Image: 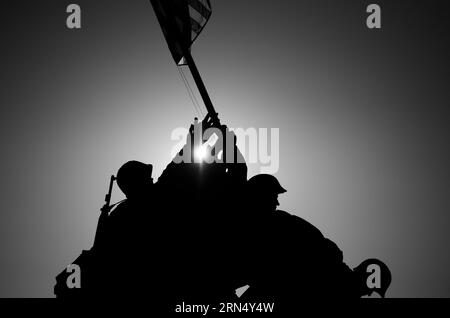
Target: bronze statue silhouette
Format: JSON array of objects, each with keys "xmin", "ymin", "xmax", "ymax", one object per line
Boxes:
[{"xmin": 55, "ymin": 117, "xmax": 391, "ymax": 303}]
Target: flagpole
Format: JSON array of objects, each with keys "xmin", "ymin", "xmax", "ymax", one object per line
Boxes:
[
  {"xmin": 182, "ymin": 49, "xmax": 221, "ymax": 127},
  {"xmin": 183, "ymin": 49, "xmax": 230, "ymax": 163}
]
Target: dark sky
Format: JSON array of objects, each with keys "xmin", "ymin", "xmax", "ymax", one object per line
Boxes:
[{"xmin": 1, "ymin": 0, "xmax": 449, "ymax": 297}]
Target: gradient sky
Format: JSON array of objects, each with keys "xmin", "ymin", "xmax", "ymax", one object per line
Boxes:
[{"xmin": 1, "ymin": 0, "xmax": 449, "ymax": 297}]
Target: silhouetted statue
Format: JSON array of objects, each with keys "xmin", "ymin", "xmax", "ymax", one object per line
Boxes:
[{"xmin": 55, "ymin": 117, "xmax": 391, "ymax": 304}]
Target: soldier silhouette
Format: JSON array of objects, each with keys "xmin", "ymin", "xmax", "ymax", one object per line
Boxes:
[
  {"xmin": 55, "ymin": 160, "xmax": 162, "ymax": 298},
  {"xmin": 155, "ymin": 117, "xmax": 248, "ymax": 302},
  {"xmin": 94, "ymin": 161, "xmax": 154, "ymax": 250},
  {"xmin": 237, "ymin": 174, "xmax": 373, "ymax": 300}
]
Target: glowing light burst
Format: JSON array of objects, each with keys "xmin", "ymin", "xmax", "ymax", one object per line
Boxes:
[
  {"xmin": 195, "ymin": 145, "xmax": 208, "ymax": 162},
  {"xmin": 194, "ymin": 133, "xmax": 219, "ymax": 163}
]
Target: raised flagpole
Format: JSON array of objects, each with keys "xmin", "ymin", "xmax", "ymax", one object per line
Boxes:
[
  {"xmin": 150, "ymin": 0, "xmax": 220, "ymax": 125},
  {"xmin": 182, "ymin": 47, "xmax": 230, "ymax": 163},
  {"xmin": 182, "ymin": 49, "xmax": 220, "ymax": 127}
]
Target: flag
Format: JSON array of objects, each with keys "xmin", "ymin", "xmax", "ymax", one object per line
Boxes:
[{"xmin": 150, "ymin": 0, "xmax": 212, "ymax": 65}]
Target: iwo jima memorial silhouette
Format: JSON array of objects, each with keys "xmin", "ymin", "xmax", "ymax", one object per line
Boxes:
[{"xmin": 55, "ymin": 0, "xmax": 391, "ymax": 303}]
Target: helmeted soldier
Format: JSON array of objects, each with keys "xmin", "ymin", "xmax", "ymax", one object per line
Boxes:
[
  {"xmin": 240, "ymin": 174, "xmax": 365, "ymax": 300},
  {"xmin": 94, "ymin": 161, "xmax": 154, "ymax": 250},
  {"xmin": 55, "ymin": 161, "xmax": 157, "ymax": 298},
  {"xmin": 94, "ymin": 161, "xmax": 158, "ymax": 295},
  {"xmin": 246, "ymin": 174, "xmax": 286, "ymax": 213}
]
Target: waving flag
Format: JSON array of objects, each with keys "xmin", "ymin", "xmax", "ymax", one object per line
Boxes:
[{"xmin": 150, "ymin": 0, "xmax": 212, "ymax": 65}]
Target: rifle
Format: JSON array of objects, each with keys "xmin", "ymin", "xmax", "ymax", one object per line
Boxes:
[
  {"xmin": 93, "ymin": 175, "xmax": 116, "ymax": 249},
  {"xmin": 104, "ymin": 175, "xmax": 116, "ymax": 209},
  {"xmin": 55, "ymin": 175, "xmax": 118, "ymax": 297}
]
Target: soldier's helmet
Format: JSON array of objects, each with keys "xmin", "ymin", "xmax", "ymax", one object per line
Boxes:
[
  {"xmin": 247, "ymin": 174, "xmax": 286, "ymax": 195},
  {"xmin": 117, "ymin": 161, "xmax": 153, "ymax": 198}
]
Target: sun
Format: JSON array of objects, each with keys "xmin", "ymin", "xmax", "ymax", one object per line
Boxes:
[{"xmin": 194, "ymin": 145, "xmax": 208, "ymax": 162}]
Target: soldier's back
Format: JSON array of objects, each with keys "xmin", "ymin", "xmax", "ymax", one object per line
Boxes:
[{"xmin": 243, "ymin": 209, "xmax": 358, "ymax": 299}]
